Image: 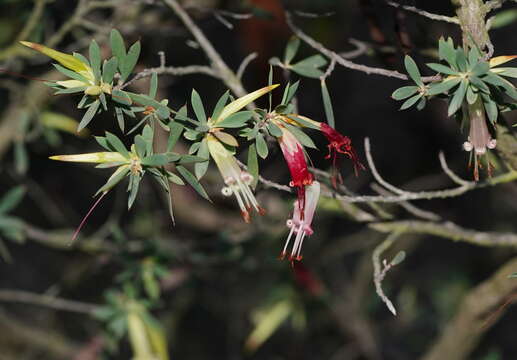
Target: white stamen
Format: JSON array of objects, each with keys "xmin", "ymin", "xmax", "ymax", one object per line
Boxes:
[
  {"xmin": 221, "ymin": 187, "xmax": 233, "ymax": 196},
  {"xmin": 240, "ymin": 172, "xmax": 253, "ymax": 184},
  {"xmin": 224, "ymin": 176, "xmax": 236, "ymax": 185},
  {"xmin": 475, "ymin": 146, "xmax": 486, "ymax": 155}
]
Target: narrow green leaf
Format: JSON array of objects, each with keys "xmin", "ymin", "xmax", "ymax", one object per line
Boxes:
[
  {"xmin": 283, "ymin": 123, "xmax": 317, "ymax": 149},
  {"xmin": 112, "ymin": 89, "xmax": 132, "ymax": 106},
  {"xmin": 392, "ymin": 85, "xmax": 419, "ymax": 100},
  {"xmin": 89, "ymin": 40, "xmax": 101, "ymax": 81},
  {"xmin": 247, "ymin": 144, "xmax": 259, "ymax": 189},
  {"xmin": 53, "ymin": 64, "xmax": 89, "ymax": 84},
  {"xmin": 110, "ymin": 29, "xmax": 126, "ymax": 60},
  {"xmin": 285, "ymin": 81, "xmax": 300, "ymax": 106},
  {"xmin": 149, "ymin": 72, "xmax": 158, "ymax": 98},
  {"xmin": 426, "ymin": 63, "xmax": 458, "ymax": 75},
  {"xmin": 211, "ymin": 91, "xmax": 229, "ymax": 122},
  {"xmin": 290, "ymin": 63, "xmax": 324, "ymax": 78},
  {"xmin": 400, "ymin": 94, "xmax": 422, "ymax": 110},
  {"xmin": 416, "ymin": 96, "xmax": 426, "ymax": 111},
  {"xmin": 54, "ymin": 86, "xmax": 87, "ymax": 95},
  {"xmin": 255, "ymin": 133, "xmax": 268, "ymax": 159},
  {"xmin": 404, "ymin": 55, "xmax": 423, "ymax": 86},
  {"xmin": 456, "ymin": 49, "xmax": 468, "ymax": 72},
  {"xmin": 127, "ymin": 174, "xmax": 140, "ymax": 210},
  {"xmin": 494, "ymin": 67, "xmax": 517, "ymax": 78},
  {"xmin": 167, "ymin": 171, "xmax": 185, "ymax": 185},
  {"xmin": 448, "ymin": 79, "xmax": 468, "ymax": 116},
  {"xmin": 320, "ymin": 79, "xmax": 335, "ymax": 128},
  {"xmin": 141, "ymin": 154, "xmax": 169, "ymax": 167},
  {"xmin": 115, "ymin": 106, "xmax": 125, "ymax": 132},
  {"xmin": 96, "ymin": 166, "xmax": 130, "ymax": 195},
  {"xmin": 469, "ymin": 76, "xmax": 490, "ymax": 93},
  {"xmin": 482, "ymin": 94, "xmax": 498, "ymax": 124},
  {"xmin": 216, "ymin": 111, "xmax": 253, "ymax": 128},
  {"xmin": 105, "ymin": 132, "xmax": 130, "ymax": 158},
  {"xmin": 134, "ymin": 135, "xmax": 147, "ymax": 158},
  {"xmin": 0, "ymin": 186, "xmax": 26, "ymax": 214},
  {"xmin": 438, "ymin": 37, "xmax": 457, "ymax": 69},
  {"xmin": 194, "ymin": 138, "xmax": 209, "ymax": 179},
  {"xmin": 471, "ymin": 62, "xmax": 489, "ymax": 77},
  {"xmin": 78, "ymin": 100, "xmax": 100, "ymax": 131},
  {"xmin": 176, "ymin": 165, "xmax": 211, "ymax": 201},
  {"xmin": 191, "ymin": 89, "xmax": 207, "ymax": 124},
  {"xmin": 427, "ymin": 78, "xmax": 461, "ymax": 96},
  {"xmin": 102, "ymin": 57, "xmax": 118, "ymax": 84},
  {"xmin": 266, "ymin": 122, "xmax": 282, "ymax": 137},
  {"xmin": 167, "ymin": 121, "xmax": 184, "ymax": 152},
  {"xmin": 284, "ymin": 36, "xmax": 300, "ymax": 65},
  {"xmin": 120, "ymin": 41, "xmax": 141, "ymax": 83},
  {"xmin": 491, "ymin": 9, "xmax": 517, "ymax": 28}
]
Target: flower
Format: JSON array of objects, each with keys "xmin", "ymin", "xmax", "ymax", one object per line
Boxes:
[
  {"xmin": 274, "ymin": 120, "xmax": 314, "ymax": 211},
  {"xmin": 276, "ymin": 114, "xmax": 364, "ymax": 188},
  {"xmin": 462, "ymin": 101, "xmax": 496, "ymax": 181},
  {"xmin": 319, "ymin": 122, "xmax": 365, "ymax": 187},
  {"xmin": 206, "ymin": 135, "xmax": 264, "ymax": 222},
  {"xmin": 281, "ymin": 181, "xmax": 320, "ymax": 262}
]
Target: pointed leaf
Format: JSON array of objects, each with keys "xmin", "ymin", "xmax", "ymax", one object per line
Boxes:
[
  {"xmin": 0, "ymin": 186, "xmax": 25, "ymax": 214},
  {"xmin": 191, "ymin": 89, "xmax": 207, "ymax": 124},
  {"xmin": 217, "ymin": 84, "xmax": 279, "ymax": 124},
  {"xmin": 176, "ymin": 166, "xmax": 211, "ymax": 201},
  {"xmin": 320, "ymin": 80, "xmax": 335, "ymax": 128},
  {"xmin": 404, "ymin": 55, "xmax": 423, "ymax": 86},
  {"xmin": 105, "ymin": 132, "xmax": 130, "ymax": 158},
  {"xmin": 284, "ymin": 36, "xmax": 300, "ymax": 65},
  {"xmin": 78, "ymin": 100, "xmax": 100, "ymax": 131},
  {"xmin": 392, "ymin": 85, "xmax": 419, "ymax": 100},
  {"xmin": 448, "ymin": 79, "xmax": 468, "ymax": 116}
]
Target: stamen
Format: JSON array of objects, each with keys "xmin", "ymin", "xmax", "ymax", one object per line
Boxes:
[
  {"xmin": 71, "ymin": 191, "xmax": 108, "ymax": 244},
  {"xmin": 221, "ymin": 187, "xmax": 233, "ymax": 196}
]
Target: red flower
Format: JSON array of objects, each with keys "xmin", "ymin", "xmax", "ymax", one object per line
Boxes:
[
  {"xmin": 320, "ymin": 123, "xmax": 365, "ymax": 188},
  {"xmin": 276, "ymin": 123, "xmax": 314, "ymax": 212}
]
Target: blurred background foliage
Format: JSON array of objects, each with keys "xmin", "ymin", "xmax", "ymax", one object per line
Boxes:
[{"xmin": 0, "ymin": 0, "xmax": 517, "ymax": 359}]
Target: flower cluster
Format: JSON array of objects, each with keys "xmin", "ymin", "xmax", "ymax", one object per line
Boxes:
[{"xmin": 21, "ymin": 32, "xmax": 363, "ymax": 262}]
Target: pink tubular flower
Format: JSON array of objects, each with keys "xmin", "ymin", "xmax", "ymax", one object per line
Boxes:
[
  {"xmin": 319, "ymin": 123, "xmax": 365, "ymax": 187},
  {"xmin": 281, "ymin": 181, "xmax": 320, "ymax": 262},
  {"xmin": 276, "ymin": 123, "xmax": 314, "ymax": 212}
]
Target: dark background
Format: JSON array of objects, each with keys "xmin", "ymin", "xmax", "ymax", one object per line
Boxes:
[{"xmin": 0, "ymin": 0, "xmax": 516, "ymax": 359}]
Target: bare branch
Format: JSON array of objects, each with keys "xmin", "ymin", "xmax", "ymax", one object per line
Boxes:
[
  {"xmin": 386, "ymin": 1, "xmax": 460, "ymax": 24},
  {"xmin": 370, "ymin": 220, "xmax": 517, "ymax": 248},
  {"xmin": 0, "ymin": 289, "xmax": 100, "ymax": 314},
  {"xmin": 372, "ymin": 232, "xmax": 402, "ymax": 315},
  {"xmin": 162, "ymin": 0, "xmax": 248, "ymax": 98}
]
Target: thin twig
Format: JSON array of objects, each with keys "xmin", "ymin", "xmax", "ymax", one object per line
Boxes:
[
  {"xmin": 370, "ymin": 220, "xmax": 517, "ymax": 248},
  {"xmin": 372, "ymin": 232, "xmax": 402, "ymax": 315},
  {"xmin": 237, "ymin": 52, "xmax": 258, "ymax": 79},
  {"xmin": 365, "ymin": 137, "xmax": 406, "ymax": 195},
  {"xmin": 162, "ymin": 0, "xmax": 248, "ymax": 98},
  {"xmin": 0, "ymin": 289, "xmax": 100, "ymax": 314},
  {"xmin": 439, "ymin": 151, "xmax": 472, "ymax": 186},
  {"xmin": 286, "ymin": 12, "xmax": 438, "ymax": 83},
  {"xmin": 386, "ymin": 1, "xmax": 460, "ymax": 24}
]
